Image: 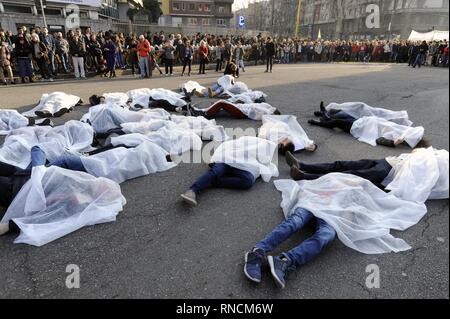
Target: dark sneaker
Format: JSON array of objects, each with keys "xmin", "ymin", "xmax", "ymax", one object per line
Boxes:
[
  {"xmin": 53, "ymin": 108, "xmax": 70, "ymax": 118},
  {"xmin": 268, "ymin": 255, "xmax": 292, "ymax": 289},
  {"xmin": 187, "ymin": 105, "xmax": 205, "ymax": 117},
  {"xmin": 35, "ymin": 110, "xmax": 53, "ymax": 118},
  {"xmin": 320, "ymin": 101, "xmax": 326, "ymax": 113},
  {"xmin": 290, "ymin": 166, "xmax": 306, "ymax": 181},
  {"xmin": 376, "ymin": 137, "xmax": 396, "ymax": 148},
  {"xmin": 314, "ymin": 111, "xmax": 324, "ymax": 117},
  {"xmin": 273, "ymin": 109, "xmax": 281, "ymax": 115},
  {"xmin": 181, "ymin": 190, "xmax": 198, "ymax": 206},
  {"xmin": 285, "ymin": 151, "xmax": 300, "ymax": 169},
  {"xmin": 244, "ymin": 248, "xmax": 266, "ymax": 283}
]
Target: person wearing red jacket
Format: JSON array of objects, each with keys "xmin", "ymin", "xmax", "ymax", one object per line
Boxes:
[
  {"xmin": 137, "ymin": 35, "xmax": 151, "ymax": 78},
  {"xmin": 198, "ymin": 41, "xmax": 209, "ymax": 75}
]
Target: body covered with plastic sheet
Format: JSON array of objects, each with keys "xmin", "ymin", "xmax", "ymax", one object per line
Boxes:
[
  {"xmin": 274, "ymin": 173, "xmax": 428, "ymax": 254},
  {"xmin": 0, "ymin": 121, "xmax": 94, "ymax": 169},
  {"xmin": 325, "ymin": 102, "xmax": 412, "ymax": 126},
  {"xmin": 383, "ymin": 148, "xmax": 449, "ymax": 203},
  {"xmin": 350, "ymin": 116, "xmax": 424, "ymax": 148},
  {"xmin": 1, "ymin": 166, "xmax": 126, "ymax": 246},
  {"xmin": 259, "ymin": 115, "xmax": 315, "ymax": 151}
]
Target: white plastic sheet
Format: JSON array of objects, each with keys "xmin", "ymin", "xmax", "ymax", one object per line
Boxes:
[
  {"xmin": 127, "ymin": 88, "xmax": 187, "ymax": 108},
  {"xmin": 0, "ymin": 109, "xmax": 29, "ymax": 135},
  {"xmin": 1, "ymin": 165, "xmax": 126, "ymax": 247},
  {"xmin": 197, "ymin": 100, "xmax": 276, "ymax": 121},
  {"xmin": 102, "ymin": 92, "xmax": 131, "ymax": 107},
  {"xmin": 383, "ymin": 148, "xmax": 449, "ymax": 203},
  {"xmin": 171, "ymin": 115, "xmax": 228, "ymax": 142},
  {"xmin": 0, "ymin": 121, "xmax": 94, "ymax": 169},
  {"xmin": 111, "ymin": 128, "xmax": 203, "ymax": 156},
  {"xmin": 274, "ymin": 174, "xmax": 428, "ymax": 254},
  {"xmin": 217, "ymin": 75, "xmax": 235, "ymax": 91},
  {"xmin": 227, "ymin": 91, "xmax": 267, "ymax": 104},
  {"xmin": 22, "ymin": 92, "xmax": 81, "ymax": 117},
  {"xmin": 350, "ymin": 116, "xmax": 424, "ymax": 148},
  {"xmin": 259, "ymin": 115, "xmax": 315, "ymax": 151},
  {"xmin": 80, "ymin": 104, "xmax": 170, "ymax": 133},
  {"xmin": 81, "ymin": 141, "xmax": 176, "ymax": 184},
  {"xmin": 180, "ymin": 81, "xmax": 206, "ymax": 94},
  {"xmin": 326, "ymin": 102, "xmax": 412, "ymax": 126},
  {"xmin": 210, "ymin": 136, "xmax": 279, "ymax": 182}
]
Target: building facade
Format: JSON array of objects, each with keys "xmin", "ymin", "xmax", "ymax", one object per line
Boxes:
[
  {"xmin": 160, "ymin": 0, "xmax": 234, "ymax": 28},
  {"xmin": 235, "ymin": 0, "xmax": 449, "ymax": 39},
  {"xmin": 0, "ymin": 0, "xmax": 119, "ymax": 33}
]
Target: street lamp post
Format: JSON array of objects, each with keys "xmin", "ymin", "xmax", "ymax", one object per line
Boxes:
[
  {"xmin": 40, "ymin": 0, "xmax": 48, "ymax": 29},
  {"xmin": 295, "ymin": 0, "xmax": 302, "ymax": 37}
]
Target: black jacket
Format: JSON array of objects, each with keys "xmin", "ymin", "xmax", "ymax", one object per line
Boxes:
[{"xmin": 266, "ymin": 42, "xmax": 276, "ymax": 57}]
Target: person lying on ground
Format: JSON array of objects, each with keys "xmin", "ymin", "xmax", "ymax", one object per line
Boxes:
[
  {"xmin": 258, "ymin": 115, "xmax": 317, "ymax": 155},
  {"xmin": 181, "ymin": 137, "xmax": 279, "ymax": 206},
  {"xmin": 1, "ymin": 109, "xmax": 52, "ymax": 135},
  {"xmin": 244, "ymin": 173, "xmax": 429, "ymax": 289},
  {"xmin": 314, "ymin": 101, "xmax": 412, "ymax": 126},
  {"xmin": 284, "ymin": 144, "xmax": 448, "ymax": 200},
  {"xmin": 186, "ymin": 100, "xmax": 280, "ymax": 121},
  {"xmin": 308, "ymin": 115, "xmax": 427, "ymax": 148},
  {"xmin": 22, "ymin": 92, "xmax": 83, "ymax": 118},
  {"xmin": 127, "ymin": 88, "xmax": 193, "ymax": 112}
]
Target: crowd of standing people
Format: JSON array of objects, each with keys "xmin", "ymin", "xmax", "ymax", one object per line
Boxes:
[{"xmin": 1, "ymin": 26, "xmax": 449, "ymax": 85}]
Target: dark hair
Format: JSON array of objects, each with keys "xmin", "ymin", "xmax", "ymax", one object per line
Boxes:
[{"xmin": 415, "ymin": 138, "xmax": 432, "ymax": 149}]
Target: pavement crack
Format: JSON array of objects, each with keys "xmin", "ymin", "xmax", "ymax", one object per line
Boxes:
[
  {"xmin": 421, "ymin": 202, "xmax": 449, "ymax": 238},
  {"xmin": 23, "ymin": 250, "xmax": 38, "ymax": 298},
  {"xmin": 400, "ymin": 246, "xmax": 427, "ymax": 275}
]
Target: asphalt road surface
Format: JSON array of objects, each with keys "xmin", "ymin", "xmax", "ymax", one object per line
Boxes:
[{"xmin": 0, "ymin": 63, "xmax": 448, "ymax": 299}]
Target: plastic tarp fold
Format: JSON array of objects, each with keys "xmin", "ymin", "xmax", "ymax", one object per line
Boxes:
[
  {"xmin": 102, "ymin": 92, "xmax": 131, "ymax": 107},
  {"xmin": 0, "ymin": 110, "xmax": 30, "ymax": 135},
  {"xmin": 81, "ymin": 140, "xmax": 176, "ymax": 184},
  {"xmin": 259, "ymin": 115, "xmax": 315, "ymax": 151},
  {"xmin": 350, "ymin": 116, "xmax": 424, "ymax": 148},
  {"xmin": 180, "ymin": 81, "xmax": 206, "ymax": 94},
  {"xmin": 326, "ymin": 102, "xmax": 412, "ymax": 126},
  {"xmin": 80, "ymin": 104, "xmax": 170, "ymax": 134},
  {"xmin": 382, "ymin": 148, "xmax": 449, "ymax": 203},
  {"xmin": 210, "ymin": 136, "xmax": 279, "ymax": 182},
  {"xmin": 0, "ymin": 121, "xmax": 94, "ymax": 169},
  {"xmin": 127, "ymin": 88, "xmax": 187, "ymax": 108},
  {"xmin": 274, "ymin": 174, "xmax": 428, "ymax": 254},
  {"xmin": 22, "ymin": 92, "xmax": 81, "ymax": 117},
  {"xmin": 111, "ymin": 129, "xmax": 203, "ymax": 156},
  {"xmin": 1, "ymin": 165, "xmax": 126, "ymax": 247},
  {"xmin": 227, "ymin": 91, "xmax": 267, "ymax": 104},
  {"xmin": 171, "ymin": 115, "xmax": 228, "ymax": 142}
]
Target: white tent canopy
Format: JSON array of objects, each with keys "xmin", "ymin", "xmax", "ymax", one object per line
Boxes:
[{"xmin": 408, "ymin": 30, "xmax": 449, "ymax": 42}]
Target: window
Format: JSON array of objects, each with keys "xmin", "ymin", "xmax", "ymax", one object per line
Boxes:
[
  {"xmin": 188, "ymin": 3, "xmax": 195, "ymax": 11},
  {"xmin": 188, "ymin": 18, "xmax": 198, "ymax": 25},
  {"xmin": 204, "ymin": 4, "xmax": 211, "ymax": 12},
  {"xmin": 217, "ymin": 19, "xmax": 226, "ymax": 27},
  {"xmin": 173, "ymin": 3, "xmax": 180, "ymax": 11},
  {"xmin": 3, "ymin": 4, "xmax": 32, "ymax": 14},
  {"xmin": 218, "ymin": 6, "xmax": 225, "ymax": 13},
  {"xmin": 202, "ymin": 18, "xmax": 211, "ymax": 26}
]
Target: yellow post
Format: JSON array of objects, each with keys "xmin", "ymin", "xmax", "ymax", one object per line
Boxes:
[{"xmin": 295, "ymin": 0, "xmax": 302, "ymax": 37}]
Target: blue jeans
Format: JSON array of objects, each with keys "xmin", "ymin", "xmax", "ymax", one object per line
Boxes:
[
  {"xmin": 139, "ymin": 57, "xmax": 150, "ymax": 78},
  {"xmin": 256, "ymin": 208, "xmax": 336, "ymax": 268},
  {"xmin": 49, "ymin": 156, "xmax": 86, "ymax": 172},
  {"xmin": 191, "ymin": 163, "xmax": 255, "ymax": 195},
  {"xmin": 205, "ymin": 84, "xmax": 224, "ymax": 97},
  {"xmin": 414, "ymin": 53, "xmax": 425, "ymax": 68},
  {"xmin": 18, "ymin": 58, "xmax": 33, "ymax": 78}
]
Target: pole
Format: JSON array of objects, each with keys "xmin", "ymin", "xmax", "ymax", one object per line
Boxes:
[
  {"xmin": 271, "ymin": 0, "xmax": 275, "ymax": 34},
  {"xmin": 40, "ymin": 0, "xmax": 48, "ymax": 29},
  {"xmin": 295, "ymin": 0, "xmax": 302, "ymax": 37}
]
